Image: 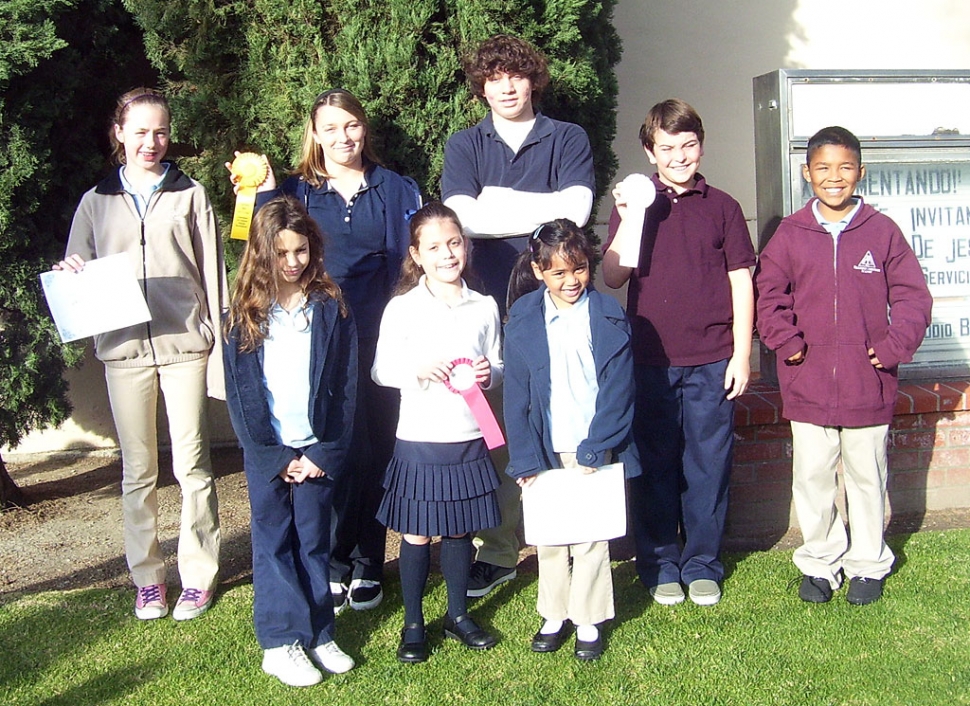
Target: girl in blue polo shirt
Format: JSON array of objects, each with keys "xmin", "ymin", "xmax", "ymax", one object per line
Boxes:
[
  {"xmin": 223, "ymin": 195, "xmax": 357, "ymax": 687},
  {"xmin": 232, "ymin": 88, "xmax": 422, "ymax": 614},
  {"xmin": 503, "ymin": 219, "xmax": 639, "ymax": 661}
]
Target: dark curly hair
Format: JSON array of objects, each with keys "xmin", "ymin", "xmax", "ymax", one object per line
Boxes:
[{"xmin": 464, "ymin": 34, "xmax": 550, "ymax": 101}]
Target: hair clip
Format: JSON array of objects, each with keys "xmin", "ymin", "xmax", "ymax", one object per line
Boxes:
[
  {"xmin": 404, "ymin": 209, "xmax": 417, "ymax": 223},
  {"xmin": 313, "ymin": 88, "xmax": 347, "ymax": 105},
  {"xmin": 532, "ymin": 224, "xmax": 545, "ymax": 240},
  {"xmin": 120, "ymin": 92, "xmax": 158, "ymax": 111}
]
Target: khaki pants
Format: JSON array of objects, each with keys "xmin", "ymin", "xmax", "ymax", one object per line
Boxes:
[
  {"xmin": 473, "ymin": 388, "xmax": 521, "ymax": 568},
  {"xmin": 790, "ymin": 421, "xmax": 893, "ymax": 588},
  {"xmin": 105, "ymin": 357, "xmax": 220, "ymax": 589},
  {"xmin": 535, "ymin": 452, "xmax": 615, "ymax": 626}
]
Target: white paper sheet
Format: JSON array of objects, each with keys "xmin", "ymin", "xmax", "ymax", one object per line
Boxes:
[
  {"xmin": 40, "ymin": 253, "xmax": 152, "ymax": 343},
  {"xmin": 521, "ymin": 462, "xmax": 626, "ymax": 546},
  {"xmin": 615, "ymin": 174, "xmax": 655, "ymax": 268}
]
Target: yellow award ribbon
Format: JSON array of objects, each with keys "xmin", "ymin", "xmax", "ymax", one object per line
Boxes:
[{"xmin": 229, "ymin": 152, "xmax": 269, "ymax": 240}]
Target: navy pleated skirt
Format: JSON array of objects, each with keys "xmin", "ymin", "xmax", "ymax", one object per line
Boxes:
[{"xmin": 377, "ymin": 438, "xmax": 501, "ymax": 537}]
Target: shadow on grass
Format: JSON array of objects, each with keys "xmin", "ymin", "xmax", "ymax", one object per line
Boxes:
[
  {"xmin": 0, "ymin": 591, "xmax": 155, "ymax": 704},
  {"xmin": 332, "ymin": 550, "xmax": 544, "ymax": 663},
  {"xmin": 33, "ymin": 663, "xmax": 155, "ymax": 706}
]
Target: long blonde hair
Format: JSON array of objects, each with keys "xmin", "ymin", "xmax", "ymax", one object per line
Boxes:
[
  {"xmin": 293, "ymin": 89, "xmax": 382, "ymax": 188},
  {"xmin": 226, "ymin": 195, "xmax": 346, "ymax": 351}
]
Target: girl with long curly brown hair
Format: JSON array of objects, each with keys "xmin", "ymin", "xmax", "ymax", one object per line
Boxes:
[{"xmin": 223, "ymin": 195, "xmax": 358, "ymax": 686}]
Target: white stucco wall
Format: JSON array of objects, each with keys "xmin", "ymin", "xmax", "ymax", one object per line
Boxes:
[
  {"xmin": 8, "ymin": 0, "xmax": 970, "ymax": 455},
  {"xmin": 608, "ymin": 0, "xmax": 970, "ymax": 226}
]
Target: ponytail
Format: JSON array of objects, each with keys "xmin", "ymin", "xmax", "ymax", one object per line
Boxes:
[{"xmin": 506, "ymin": 220, "xmax": 597, "ymax": 311}]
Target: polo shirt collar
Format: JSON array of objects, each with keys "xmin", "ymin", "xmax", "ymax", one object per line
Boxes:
[
  {"xmin": 120, "ymin": 162, "xmax": 170, "ymax": 195},
  {"xmin": 543, "ymin": 288, "xmax": 589, "ymax": 325},
  {"xmin": 811, "ymin": 196, "xmax": 862, "ymax": 233},
  {"xmin": 417, "ymin": 275, "xmax": 477, "ymax": 306},
  {"xmin": 270, "ymin": 296, "xmax": 310, "ymax": 323},
  {"xmin": 651, "ymin": 171, "xmax": 709, "ymax": 198},
  {"xmin": 319, "ymin": 163, "xmax": 377, "ymax": 193},
  {"xmin": 482, "ymin": 112, "xmax": 555, "ymax": 148}
]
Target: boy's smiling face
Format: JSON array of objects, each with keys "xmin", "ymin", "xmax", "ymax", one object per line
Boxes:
[
  {"xmin": 483, "ymin": 71, "xmax": 535, "ymax": 123},
  {"xmin": 645, "ymin": 129, "xmax": 703, "ymax": 193},
  {"xmin": 802, "ymin": 144, "xmax": 866, "ymax": 222}
]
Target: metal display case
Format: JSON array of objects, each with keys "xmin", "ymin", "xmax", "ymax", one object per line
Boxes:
[{"xmin": 753, "ymin": 69, "xmax": 970, "ymax": 380}]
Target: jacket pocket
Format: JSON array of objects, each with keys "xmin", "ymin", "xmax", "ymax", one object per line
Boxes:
[
  {"xmin": 780, "ymin": 343, "xmax": 830, "ymax": 407},
  {"xmin": 839, "ymin": 344, "xmax": 886, "ymax": 412}
]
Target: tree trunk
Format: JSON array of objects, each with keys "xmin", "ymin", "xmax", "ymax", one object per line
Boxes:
[{"xmin": 0, "ymin": 452, "xmax": 26, "ymax": 510}]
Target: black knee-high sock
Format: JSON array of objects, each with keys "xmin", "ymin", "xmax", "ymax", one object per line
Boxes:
[
  {"xmin": 440, "ymin": 535, "xmax": 473, "ymax": 619},
  {"xmin": 399, "ymin": 540, "xmax": 430, "ymax": 626}
]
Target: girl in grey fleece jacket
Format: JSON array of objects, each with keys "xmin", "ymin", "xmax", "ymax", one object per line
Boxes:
[{"xmin": 57, "ymin": 88, "xmax": 226, "ymax": 622}]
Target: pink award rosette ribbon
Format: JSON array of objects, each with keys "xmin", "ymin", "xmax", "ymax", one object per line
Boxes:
[{"xmin": 443, "ymin": 357, "xmax": 506, "ymax": 450}]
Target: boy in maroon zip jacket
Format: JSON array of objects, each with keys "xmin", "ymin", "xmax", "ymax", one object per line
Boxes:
[{"xmin": 755, "ymin": 126, "xmax": 932, "ymax": 606}]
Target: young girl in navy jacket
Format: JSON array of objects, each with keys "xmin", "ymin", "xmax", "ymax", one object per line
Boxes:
[
  {"xmin": 223, "ymin": 196, "xmax": 357, "ymax": 687},
  {"xmin": 503, "ymin": 219, "xmax": 639, "ymax": 661}
]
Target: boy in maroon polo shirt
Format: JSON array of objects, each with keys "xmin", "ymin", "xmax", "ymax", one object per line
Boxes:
[
  {"xmin": 603, "ymin": 99, "xmax": 756, "ymax": 607},
  {"xmin": 755, "ymin": 126, "xmax": 931, "ymax": 605}
]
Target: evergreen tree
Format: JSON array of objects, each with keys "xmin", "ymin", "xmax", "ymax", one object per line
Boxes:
[
  {"xmin": 0, "ymin": 0, "xmax": 154, "ymax": 508},
  {"xmin": 124, "ymin": 0, "xmax": 621, "ymax": 225}
]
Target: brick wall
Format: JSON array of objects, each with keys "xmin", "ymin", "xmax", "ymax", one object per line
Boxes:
[{"xmin": 726, "ymin": 379, "xmax": 970, "ymax": 549}]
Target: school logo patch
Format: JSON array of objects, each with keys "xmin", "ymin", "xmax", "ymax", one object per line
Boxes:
[{"xmin": 853, "ymin": 251, "xmax": 881, "ymax": 274}]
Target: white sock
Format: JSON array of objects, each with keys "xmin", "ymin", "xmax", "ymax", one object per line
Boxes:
[
  {"xmin": 540, "ymin": 619, "xmax": 564, "ymax": 635},
  {"xmin": 576, "ymin": 624, "xmax": 598, "ymax": 642}
]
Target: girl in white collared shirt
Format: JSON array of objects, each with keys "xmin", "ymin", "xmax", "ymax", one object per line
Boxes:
[{"xmin": 372, "ymin": 202, "xmax": 503, "ymax": 663}]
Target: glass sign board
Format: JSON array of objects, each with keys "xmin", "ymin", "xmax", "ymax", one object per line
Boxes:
[{"xmin": 790, "ymin": 81, "xmax": 970, "ymax": 139}]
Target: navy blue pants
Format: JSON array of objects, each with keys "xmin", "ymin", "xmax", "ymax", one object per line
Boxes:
[
  {"xmin": 467, "ymin": 234, "xmax": 530, "ymax": 319},
  {"xmin": 248, "ymin": 471, "xmax": 336, "ymax": 649},
  {"xmin": 629, "ymin": 359, "xmax": 734, "ymax": 587},
  {"xmin": 330, "ymin": 336, "xmax": 395, "ymax": 584}
]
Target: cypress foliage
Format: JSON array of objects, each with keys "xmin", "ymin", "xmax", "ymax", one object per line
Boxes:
[
  {"xmin": 0, "ymin": 0, "xmax": 620, "ymax": 503},
  {"xmin": 124, "ymin": 0, "xmax": 621, "ymax": 222},
  {"xmin": 0, "ymin": 0, "xmax": 153, "ymax": 506}
]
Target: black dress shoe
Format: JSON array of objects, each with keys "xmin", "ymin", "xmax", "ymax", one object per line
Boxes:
[
  {"xmin": 574, "ymin": 633, "xmax": 604, "ymax": 661},
  {"xmin": 531, "ymin": 623, "xmax": 571, "ymax": 653},
  {"xmin": 798, "ymin": 575, "xmax": 833, "ymax": 603},
  {"xmin": 397, "ymin": 623, "xmax": 428, "ymax": 663},
  {"xmin": 442, "ymin": 613, "xmax": 497, "ymax": 650}
]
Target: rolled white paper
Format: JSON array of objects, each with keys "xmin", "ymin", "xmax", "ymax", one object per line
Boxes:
[{"xmin": 617, "ymin": 174, "xmax": 655, "ymax": 267}]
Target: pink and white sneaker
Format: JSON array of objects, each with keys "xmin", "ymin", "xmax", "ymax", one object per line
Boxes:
[
  {"xmin": 172, "ymin": 588, "xmax": 214, "ymax": 621},
  {"xmin": 134, "ymin": 583, "xmax": 168, "ymax": 620}
]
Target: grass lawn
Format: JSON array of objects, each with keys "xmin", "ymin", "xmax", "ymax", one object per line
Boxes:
[{"xmin": 2, "ymin": 529, "xmax": 968, "ymax": 706}]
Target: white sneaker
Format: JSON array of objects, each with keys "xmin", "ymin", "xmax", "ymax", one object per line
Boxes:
[
  {"xmin": 688, "ymin": 579, "xmax": 722, "ymax": 606},
  {"xmin": 262, "ymin": 643, "xmax": 323, "ymax": 687},
  {"xmin": 348, "ymin": 578, "xmax": 383, "ymax": 611},
  {"xmin": 310, "ymin": 641, "xmax": 355, "ymax": 674},
  {"xmin": 330, "ymin": 582, "xmax": 349, "ymax": 616}
]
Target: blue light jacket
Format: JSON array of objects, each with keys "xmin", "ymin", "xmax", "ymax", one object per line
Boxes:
[
  {"xmin": 223, "ymin": 295, "xmax": 358, "ymax": 483},
  {"xmin": 503, "ymin": 287, "xmax": 640, "ymax": 479}
]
